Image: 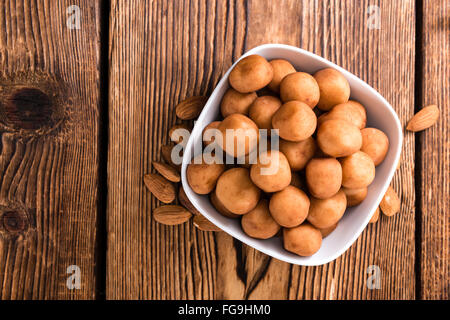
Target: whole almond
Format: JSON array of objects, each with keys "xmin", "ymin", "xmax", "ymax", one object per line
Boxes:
[
  {"xmin": 143, "ymin": 173, "xmax": 176, "ymax": 203},
  {"xmin": 380, "ymin": 185, "xmax": 400, "ymax": 217},
  {"xmin": 179, "ymin": 187, "xmax": 201, "ymax": 215},
  {"xmin": 169, "ymin": 123, "xmax": 191, "ymax": 144},
  {"xmin": 161, "ymin": 144, "xmax": 181, "ymax": 172},
  {"xmin": 152, "ymin": 161, "xmax": 180, "ymax": 182},
  {"xmin": 175, "ymin": 96, "xmax": 207, "ymax": 120},
  {"xmin": 193, "ymin": 214, "xmax": 221, "ymax": 232},
  {"xmin": 406, "ymin": 105, "xmax": 439, "ymax": 132},
  {"xmin": 369, "ymin": 206, "xmax": 380, "ymax": 223},
  {"xmin": 153, "ymin": 205, "xmax": 192, "ymax": 225}
]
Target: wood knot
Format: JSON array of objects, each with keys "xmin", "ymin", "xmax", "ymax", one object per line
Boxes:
[
  {"xmin": 1, "ymin": 211, "xmax": 27, "ymax": 234},
  {"xmin": 3, "ymin": 88, "xmax": 54, "ymax": 130}
]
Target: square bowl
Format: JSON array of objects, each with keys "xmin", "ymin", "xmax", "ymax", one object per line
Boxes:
[{"xmin": 181, "ymin": 44, "xmax": 402, "ymax": 266}]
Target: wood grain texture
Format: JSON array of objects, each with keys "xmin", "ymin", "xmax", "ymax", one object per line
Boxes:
[
  {"xmin": 420, "ymin": 0, "xmax": 449, "ymax": 299},
  {"xmin": 107, "ymin": 0, "xmax": 416, "ymax": 299},
  {"xmin": 0, "ymin": 0, "xmax": 101, "ymax": 299}
]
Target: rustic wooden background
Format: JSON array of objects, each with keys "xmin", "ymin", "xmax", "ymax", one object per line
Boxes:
[{"xmin": 0, "ymin": 0, "xmax": 448, "ymax": 300}]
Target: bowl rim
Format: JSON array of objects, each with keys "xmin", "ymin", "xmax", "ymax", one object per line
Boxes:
[{"xmin": 180, "ymin": 43, "xmax": 403, "ymax": 266}]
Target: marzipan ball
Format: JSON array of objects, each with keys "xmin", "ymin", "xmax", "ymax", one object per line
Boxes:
[
  {"xmin": 215, "ymin": 168, "xmax": 260, "ymax": 215},
  {"xmin": 218, "ymin": 114, "xmax": 259, "ymax": 158},
  {"xmin": 210, "ymin": 189, "xmax": 240, "ymax": 219},
  {"xmin": 318, "ymin": 100, "xmax": 367, "ymax": 129},
  {"xmin": 340, "ymin": 151, "xmax": 375, "ymax": 189},
  {"xmin": 279, "ymin": 137, "xmax": 316, "ymax": 171},
  {"xmin": 229, "ymin": 55, "xmax": 273, "ymax": 93},
  {"xmin": 361, "ymin": 128, "xmax": 389, "ymax": 166},
  {"xmin": 250, "ymin": 150, "xmax": 291, "ymax": 193},
  {"xmin": 280, "ymin": 72, "xmax": 320, "ymax": 108},
  {"xmin": 272, "ymin": 101, "xmax": 317, "ymax": 142},
  {"xmin": 241, "ymin": 199, "xmax": 280, "ymax": 239},
  {"xmin": 317, "ymin": 119, "xmax": 362, "ymax": 157},
  {"xmin": 307, "ymin": 189, "xmax": 347, "ymax": 228},
  {"xmin": 306, "ymin": 158, "xmax": 342, "ymax": 199},
  {"xmin": 248, "ymin": 96, "xmax": 282, "ymax": 133},
  {"xmin": 314, "ymin": 68, "xmax": 350, "ymax": 111},
  {"xmin": 202, "ymin": 121, "xmax": 221, "ymax": 147},
  {"xmin": 187, "ymin": 154, "xmax": 226, "ymax": 195},
  {"xmin": 268, "ymin": 59, "xmax": 296, "ymax": 92},
  {"xmin": 269, "ymin": 186, "xmax": 310, "ymax": 228},
  {"xmin": 283, "ymin": 223, "xmax": 322, "ymax": 256},
  {"xmin": 342, "ymin": 186, "xmax": 368, "ymax": 207},
  {"xmin": 319, "ymin": 223, "xmax": 338, "ymax": 238},
  {"xmin": 220, "ymin": 88, "xmax": 257, "ymax": 117}
]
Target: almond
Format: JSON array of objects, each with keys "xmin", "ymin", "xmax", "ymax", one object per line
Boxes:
[
  {"xmin": 143, "ymin": 173, "xmax": 176, "ymax": 203},
  {"xmin": 161, "ymin": 144, "xmax": 181, "ymax": 172},
  {"xmin": 193, "ymin": 214, "xmax": 221, "ymax": 232},
  {"xmin": 369, "ymin": 206, "xmax": 380, "ymax": 223},
  {"xmin": 169, "ymin": 123, "xmax": 191, "ymax": 144},
  {"xmin": 175, "ymin": 96, "xmax": 207, "ymax": 120},
  {"xmin": 406, "ymin": 104, "xmax": 439, "ymax": 132},
  {"xmin": 179, "ymin": 187, "xmax": 201, "ymax": 215},
  {"xmin": 153, "ymin": 205, "xmax": 192, "ymax": 225},
  {"xmin": 152, "ymin": 161, "xmax": 180, "ymax": 182},
  {"xmin": 380, "ymin": 185, "xmax": 400, "ymax": 217}
]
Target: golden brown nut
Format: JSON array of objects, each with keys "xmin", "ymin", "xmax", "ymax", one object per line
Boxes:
[
  {"xmin": 248, "ymin": 96, "xmax": 282, "ymax": 133},
  {"xmin": 220, "ymin": 88, "xmax": 257, "ymax": 117},
  {"xmin": 272, "ymin": 101, "xmax": 317, "ymax": 142},
  {"xmin": 250, "ymin": 150, "xmax": 291, "ymax": 193},
  {"xmin": 283, "ymin": 223, "xmax": 322, "ymax": 256},
  {"xmin": 210, "ymin": 189, "xmax": 240, "ymax": 219},
  {"xmin": 218, "ymin": 114, "xmax": 259, "ymax": 158},
  {"xmin": 379, "ymin": 185, "xmax": 400, "ymax": 217},
  {"xmin": 241, "ymin": 199, "xmax": 280, "ymax": 239},
  {"xmin": 187, "ymin": 154, "xmax": 226, "ymax": 195},
  {"xmin": 342, "ymin": 186, "xmax": 368, "ymax": 207},
  {"xmin": 319, "ymin": 223, "xmax": 338, "ymax": 238},
  {"xmin": 215, "ymin": 167, "xmax": 260, "ymax": 215},
  {"xmin": 361, "ymin": 128, "xmax": 389, "ymax": 166},
  {"xmin": 279, "ymin": 137, "xmax": 316, "ymax": 171},
  {"xmin": 229, "ymin": 55, "xmax": 273, "ymax": 93},
  {"xmin": 269, "ymin": 186, "xmax": 310, "ymax": 228},
  {"xmin": 202, "ymin": 121, "xmax": 221, "ymax": 147},
  {"xmin": 280, "ymin": 72, "xmax": 320, "ymax": 108},
  {"xmin": 313, "ymin": 68, "xmax": 350, "ymax": 111},
  {"xmin": 318, "ymin": 101, "xmax": 367, "ymax": 129},
  {"xmin": 369, "ymin": 207, "xmax": 380, "ymax": 223},
  {"xmin": 305, "ymin": 158, "xmax": 342, "ymax": 199},
  {"xmin": 268, "ymin": 59, "xmax": 296, "ymax": 92},
  {"xmin": 307, "ymin": 189, "xmax": 347, "ymax": 228},
  {"xmin": 317, "ymin": 119, "xmax": 362, "ymax": 157},
  {"xmin": 340, "ymin": 151, "xmax": 375, "ymax": 189}
]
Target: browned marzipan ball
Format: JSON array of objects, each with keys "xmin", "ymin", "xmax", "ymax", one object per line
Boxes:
[
  {"xmin": 314, "ymin": 68, "xmax": 350, "ymax": 111},
  {"xmin": 307, "ymin": 189, "xmax": 347, "ymax": 229},
  {"xmin": 218, "ymin": 114, "xmax": 259, "ymax": 158},
  {"xmin": 319, "ymin": 223, "xmax": 338, "ymax": 238},
  {"xmin": 318, "ymin": 100, "xmax": 367, "ymax": 129},
  {"xmin": 280, "ymin": 72, "xmax": 320, "ymax": 108},
  {"xmin": 279, "ymin": 137, "xmax": 316, "ymax": 171},
  {"xmin": 220, "ymin": 88, "xmax": 257, "ymax": 118},
  {"xmin": 268, "ymin": 59, "xmax": 296, "ymax": 92},
  {"xmin": 342, "ymin": 186, "xmax": 368, "ymax": 207},
  {"xmin": 210, "ymin": 189, "xmax": 240, "ymax": 219},
  {"xmin": 361, "ymin": 128, "xmax": 389, "ymax": 166},
  {"xmin": 283, "ymin": 223, "xmax": 322, "ymax": 257},
  {"xmin": 215, "ymin": 167, "xmax": 260, "ymax": 215},
  {"xmin": 269, "ymin": 186, "xmax": 310, "ymax": 228},
  {"xmin": 272, "ymin": 101, "xmax": 317, "ymax": 142},
  {"xmin": 241, "ymin": 199, "xmax": 280, "ymax": 239},
  {"xmin": 202, "ymin": 121, "xmax": 221, "ymax": 147},
  {"xmin": 306, "ymin": 158, "xmax": 342, "ymax": 199},
  {"xmin": 248, "ymin": 96, "xmax": 282, "ymax": 133},
  {"xmin": 229, "ymin": 55, "xmax": 273, "ymax": 93},
  {"xmin": 340, "ymin": 151, "xmax": 375, "ymax": 189},
  {"xmin": 317, "ymin": 119, "xmax": 362, "ymax": 157},
  {"xmin": 250, "ymin": 150, "xmax": 291, "ymax": 193},
  {"xmin": 187, "ymin": 154, "xmax": 226, "ymax": 195}
]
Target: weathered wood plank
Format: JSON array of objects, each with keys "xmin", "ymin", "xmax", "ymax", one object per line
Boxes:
[
  {"xmin": 107, "ymin": 0, "xmax": 416, "ymax": 299},
  {"xmin": 0, "ymin": 0, "xmax": 101, "ymax": 299},
  {"xmin": 420, "ymin": 0, "xmax": 449, "ymax": 300}
]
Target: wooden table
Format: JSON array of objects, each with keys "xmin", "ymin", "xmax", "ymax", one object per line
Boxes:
[{"xmin": 0, "ymin": 0, "xmax": 448, "ymax": 300}]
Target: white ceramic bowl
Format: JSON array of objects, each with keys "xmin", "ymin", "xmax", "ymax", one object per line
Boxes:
[{"xmin": 181, "ymin": 44, "xmax": 402, "ymax": 266}]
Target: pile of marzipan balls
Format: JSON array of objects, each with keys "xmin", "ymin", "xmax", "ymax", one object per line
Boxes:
[{"xmin": 187, "ymin": 55, "xmax": 389, "ymax": 257}]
